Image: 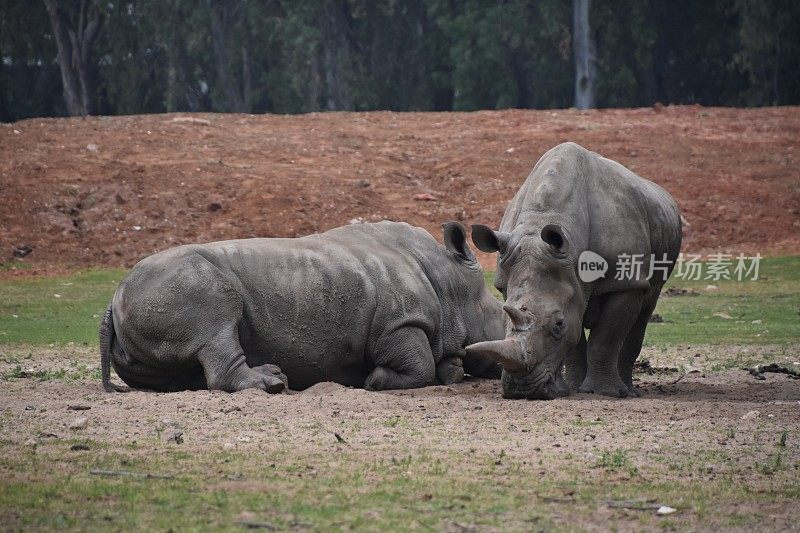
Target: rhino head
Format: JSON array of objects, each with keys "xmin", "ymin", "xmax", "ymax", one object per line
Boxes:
[{"xmin": 465, "ymin": 223, "xmax": 585, "ymax": 399}]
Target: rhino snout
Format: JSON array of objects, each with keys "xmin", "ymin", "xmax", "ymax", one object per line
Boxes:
[{"xmin": 500, "ymin": 366, "xmax": 571, "ymax": 400}]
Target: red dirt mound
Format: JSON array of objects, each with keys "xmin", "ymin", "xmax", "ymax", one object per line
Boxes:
[{"xmin": 1, "ymin": 106, "xmax": 798, "ymax": 274}]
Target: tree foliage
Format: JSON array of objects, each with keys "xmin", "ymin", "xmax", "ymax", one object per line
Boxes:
[{"xmin": 0, "ymin": 0, "xmax": 798, "ymax": 121}]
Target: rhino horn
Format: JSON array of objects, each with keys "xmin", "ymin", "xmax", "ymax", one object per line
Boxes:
[
  {"xmin": 503, "ymin": 304, "xmax": 530, "ymax": 331},
  {"xmin": 465, "ymin": 339, "xmax": 528, "ymax": 373}
]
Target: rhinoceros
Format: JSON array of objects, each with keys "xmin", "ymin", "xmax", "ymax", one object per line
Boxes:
[
  {"xmin": 466, "ymin": 142, "xmax": 681, "ymax": 399},
  {"xmin": 100, "ymin": 221, "xmax": 503, "ymax": 393}
]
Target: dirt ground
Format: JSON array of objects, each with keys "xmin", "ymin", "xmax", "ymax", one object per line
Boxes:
[
  {"xmin": 1, "ymin": 344, "xmax": 799, "ymax": 530},
  {"xmin": 1, "ymin": 106, "xmax": 799, "ymax": 275}
]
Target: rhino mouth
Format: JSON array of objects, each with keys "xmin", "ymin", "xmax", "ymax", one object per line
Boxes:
[{"xmin": 501, "ymin": 368, "xmax": 571, "ymax": 400}]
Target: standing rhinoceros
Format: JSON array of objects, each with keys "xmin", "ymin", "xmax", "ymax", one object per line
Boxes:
[
  {"xmin": 100, "ymin": 221, "xmax": 503, "ymax": 393},
  {"xmin": 466, "ymin": 142, "xmax": 681, "ymax": 399}
]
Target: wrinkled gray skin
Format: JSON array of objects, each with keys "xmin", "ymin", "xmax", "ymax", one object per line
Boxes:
[
  {"xmin": 466, "ymin": 142, "xmax": 681, "ymax": 399},
  {"xmin": 100, "ymin": 221, "xmax": 503, "ymax": 393}
]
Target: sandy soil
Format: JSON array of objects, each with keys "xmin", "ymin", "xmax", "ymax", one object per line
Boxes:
[
  {"xmin": 1, "ymin": 106, "xmax": 799, "ymax": 275},
  {"xmin": 1, "ymin": 344, "xmax": 798, "ymax": 530}
]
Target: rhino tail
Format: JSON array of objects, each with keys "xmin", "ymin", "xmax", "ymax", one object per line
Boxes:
[{"xmin": 99, "ymin": 303, "xmax": 130, "ymax": 393}]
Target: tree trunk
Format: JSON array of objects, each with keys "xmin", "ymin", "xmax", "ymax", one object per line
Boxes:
[
  {"xmin": 44, "ymin": 0, "xmax": 101, "ymax": 116},
  {"xmin": 572, "ymin": 0, "xmax": 596, "ymax": 109},
  {"xmin": 321, "ymin": 0, "xmax": 353, "ymax": 111},
  {"xmin": 166, "ymin": 54, "xmax": 178, "ymax": 112},
  {"xmin": 210, "ymin": 3, "xmax": 250, "ymax": 113}
]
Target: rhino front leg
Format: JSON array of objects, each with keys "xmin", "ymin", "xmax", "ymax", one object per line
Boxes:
[
  {"xmin": 463, "ymin": 348, "xmax": 502, "ymax": 379},
  {"xmin": 580, "ymin": 291, "xmax": 643, "ymax": 398},
  {"xmin": 436, "ymin": 356, "xmax": 465, "ymax": 385},
  {"xmin": 618, "ymin": 290, "xmax": 660, "ymax": 397},
  {"xmin": 564, "ymin": 328, "xmax": 587, "ymax": 391},
  {"xmin": 197, "ymin": 325, "xmax": 286, "ymax": 393},
  {"xmin": 364, "ymin": 327, "xmax": 436, "ymax": 391}
]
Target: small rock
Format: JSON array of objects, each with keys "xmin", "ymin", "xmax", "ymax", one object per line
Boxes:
[
  {"xmin": 355, "ymin": 179, "xmax": 371, "ymax": 188},
  {"xmin": 413, "ymin": 193, "xmax": 437, "ymax": 202},
  {"xmin": 222, "ymin": 406, "xmax": 242, "ymax": 414},
  {"xmin": 348, "ymin": 217, "xmax": 365, "ymax": 225},
  {"xmin": 69, "ymin": 417, "xmax": 89, "ymax": 430},
  {"xmin": 705, "ymin": 284, "xmax": 718, "ymax": 291},
  {"xmin": 584, "ymin": 434, "xmax": 596, "ymax": 441},
  {"xmin": 236, "ymin": 435, "xmax": 251, "ymax": 443},
  {"xmin": 169, "ymin": 117, "xmax": 211, "ymax": 126},
  {"xmin": 70, "ymin": 444, "xmax": 90, "ymax": 451},
  {"xmin": 164, "ymin": 428, "xmax": 184, "ymax": 444},
  {"xmin": 751, "ymin": 319, "xmax": 762, "ymax": 324},
  {"xmin": 208, "ymin": 202, "xmax": 223, "ymax": 212},
  {"xmin": 741, "ymin": 410, "xmax": 760, "ymax": 420},
  {"xmin": 24, "ymin": 438, "xmax": 37, "ymax": 447},
  {"xmin": 506, "ymin": 147, "xmax": 515, "ymax": 153},
  {"xmin": 132, "ymin": 225, "xmax": 142, "ymax": 231},
  {"xmin": 222, "ymin": 442, "xmax": 236, "ymax": 451},
  {"xmin": 53, "ymin": 294, "xmax": 62, "ymax": 299},
  {"xmin": 657, "ymin": 506, "xmax": 677, "ymax": 515},
  {"xmin": 648, "ymin": 313, "xmax": 664, "ymax": 323},
  {"xmin": 86, "ymin": 143, "xmax": 99, "ymax": 152},
  {"xmin": 712, "ymin": 312, "xmax": 732, "ymax": 319},
  {"xmin": 683, "ymin": 364, "xmax": 703, "ymax": 374},
  {"xmin": 12, "ymin": 244, "xmax": 32, "ymax": 258}
]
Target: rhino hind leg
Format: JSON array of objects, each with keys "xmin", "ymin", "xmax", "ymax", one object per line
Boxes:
[
  {"xmin": 364, "ymin": 327, "xmax": 436, "ymax": 391},
  {"xmin": 564, "ymin": 329, "xmax": 588, "ymax": 391},
  {"xmin": 197, "ymin": 324, "xmax": 286, "ymax": 394},
  {"xmin": 579, "ymin": 291, "xmax": 643, "ymax": 398}
]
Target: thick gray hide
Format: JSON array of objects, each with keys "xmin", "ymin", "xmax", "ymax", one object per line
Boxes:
[
  {"xmin": 100, "ymin": 221, "xmax": 503, "ymax": 393},
  {"xmin": 467, "ymin": 142, "xmax": 681, "ymax": 399}
]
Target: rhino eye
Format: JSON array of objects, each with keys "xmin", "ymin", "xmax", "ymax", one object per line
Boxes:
[{"xmin": 551, "ymin": 319, "xmax": 565, "ymax": 339}]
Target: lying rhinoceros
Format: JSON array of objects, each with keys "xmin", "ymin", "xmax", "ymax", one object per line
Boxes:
[
  {"xmin": 100, "ymin": 221, "xmax": 503, "ymax": 393},
  {"xmin": 466, "ymin": 142, "xmax": 681, "ymax": 399}
]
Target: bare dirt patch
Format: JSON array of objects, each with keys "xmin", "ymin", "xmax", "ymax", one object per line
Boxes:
[
  {"xmin": 1, "ymin": 106, "xmax": 799, "ymax": 275},
  {"xmin": 1, "ymin": 344, "xmax": 798, "ymax": 530}
]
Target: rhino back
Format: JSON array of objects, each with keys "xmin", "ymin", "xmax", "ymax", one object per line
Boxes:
[{"xmin": 501, "ymin": 142, "xmax": 680, "ymax": 261}]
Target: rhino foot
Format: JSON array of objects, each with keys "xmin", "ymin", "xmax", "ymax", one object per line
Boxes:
[
  {"xmin": 237, "ymin": 364, "xmax": 287, "ymax": 394},
  {"xmin": 564, "ymin": 365, "xmax": 587, "ymax": 392},
  {"xmin": 578, "ymin": 375, "xmax": 630, "ymax": 398},
  {"xmin": 436, "ymin": 357, "xmax": 465, "ymax": 385}
]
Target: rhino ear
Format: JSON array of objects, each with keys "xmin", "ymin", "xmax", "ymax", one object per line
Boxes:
[
  {"xmin": 471, "ymin": 224, "xmax": 510, "ymax": 254},
  {"xmin": 541, "ymin": 224, "xmax": 569, "ymax": 254},
  {"xmin": 443, "ymin": 221, "xmax": 476, "ymax": 262}
]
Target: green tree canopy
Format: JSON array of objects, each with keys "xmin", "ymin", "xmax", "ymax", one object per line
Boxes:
[{"xmin": 1, "ymin": 0, "xmax": 798, "ymax": 121}]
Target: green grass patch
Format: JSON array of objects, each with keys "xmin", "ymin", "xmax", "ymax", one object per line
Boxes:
[
  {"xmin": 0, "ymin": 269, "xmax": 125, "ymax": 345},
  {"xmin": 1, "ymin": 442, "xmax": 797, "ymax": 531},
  {"xmin": 646, "ymin": 255, "xmax": 800, "ymax": 345}
]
